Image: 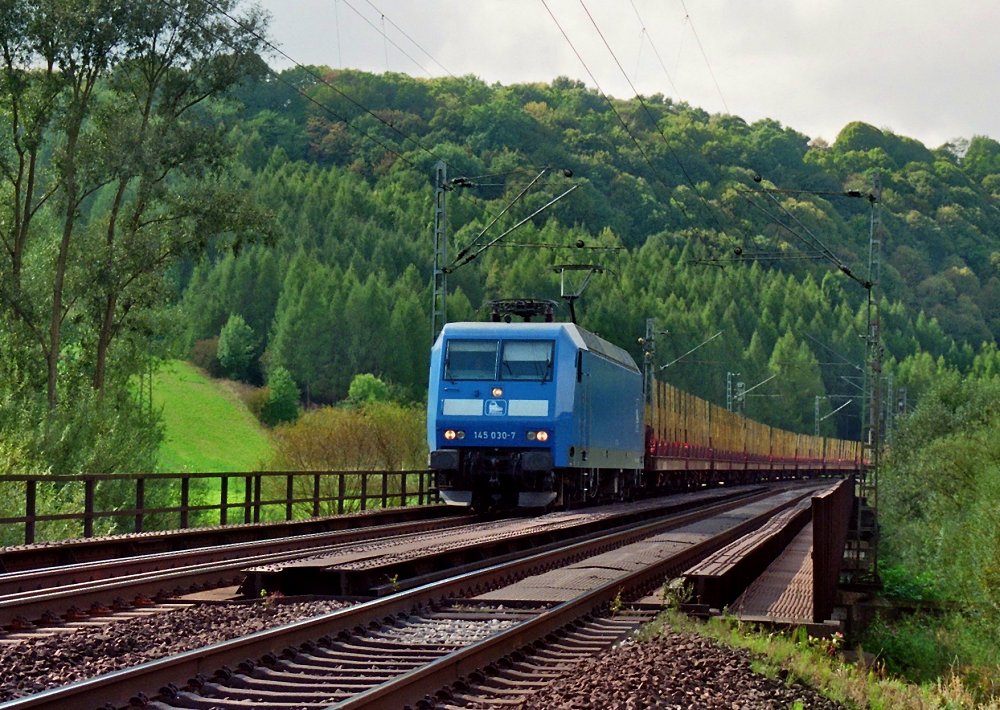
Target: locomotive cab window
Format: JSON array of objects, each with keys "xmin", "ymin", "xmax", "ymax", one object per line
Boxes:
[
  {"xmin": 445, "ymin": 340, "xmax": 499, "ymax": 380},
  {"xmin": 501, "ymin": 340, "xmax": 554, "ymax": 381}
]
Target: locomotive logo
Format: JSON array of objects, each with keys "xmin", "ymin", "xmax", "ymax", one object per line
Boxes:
[{"xmin": 485, "ymin": 399, "xmax": 507, "ymax": 416}]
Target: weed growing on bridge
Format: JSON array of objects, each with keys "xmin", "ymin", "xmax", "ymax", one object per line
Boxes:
[
  {"xmin": 660, "ymin": 577, "xmax": 693, "ymax": 610},
  {"xmin": 609, "ymin": 588, "xmax": 624, "ymax": 616}
]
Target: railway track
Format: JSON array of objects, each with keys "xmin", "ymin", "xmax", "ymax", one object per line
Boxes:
[
  {"xmin": 0, "ymin": 506, "xmax": 457, "ymax": 574},
  {"xmin": 0, "ymin": 484, "xmax": 820, "ymax": 709},
  {"xmin": 0, "ymin": 487, "xmax": 752, "ymax": 636},
  {"xmin": 0, "ymin": 513, "xmax": 477, "ymax": 633}
]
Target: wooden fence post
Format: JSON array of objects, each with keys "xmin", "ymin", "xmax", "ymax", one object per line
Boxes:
[
  {"xmin": 134, "ymin": 477, "xmax": 145, "ymax": 533},
  {"xmin": 243, "ymin": 475, "xmax": 252, "ymax": 524},
  {"xmin": 220, "ymin": 476, "xmax": 228, "ymax": 526},
  {"xmin": 253, "ymin": 474, "xmax": 262, "ymax": 523},
  {"xmin": 25, "ymin": 480, "xmax": 36, "ymax": 545},
  {"xmin": 180, "ymin": 476, "xmax": 190, "ymax": 529},
  {"xmin": 83, "ymin": 478, "xmax": 95, "ymax": 538}
]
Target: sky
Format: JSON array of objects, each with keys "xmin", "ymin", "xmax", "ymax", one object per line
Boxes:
[{"xmin": 256, "ymin": 0, "xmax": 1000, "ymax": 149}]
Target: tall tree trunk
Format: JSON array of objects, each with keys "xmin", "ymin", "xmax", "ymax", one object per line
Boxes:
[
  {"xmin": 48, "ymin": 115, "xmax": 82, "ymax": 409},
  {"xmin": 93, "ymin": 292, "xmax": 117, "ymax": 392},
  {"xmin": 92, "ymin": 178, "xmax": 129, "ymax": 392},
  {"xmin": 48, "ymin": 193, "xmax": 77, "ymax": 409}
]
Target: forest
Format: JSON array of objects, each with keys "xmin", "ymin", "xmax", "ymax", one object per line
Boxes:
[
  {"xmin": 178, "ymin": 67, "xmax": 1000, "ymax": 439},
  {"xmin": 3, "ymin": 1, "xmax": 1000, "ymax": 474}
]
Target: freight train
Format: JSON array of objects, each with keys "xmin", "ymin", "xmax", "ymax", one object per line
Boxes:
[{"xmin": 427, "ymin": 318, "xmax": 862, "ymax": 511}]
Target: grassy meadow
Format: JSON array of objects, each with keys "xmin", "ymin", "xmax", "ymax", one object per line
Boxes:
[{"xmin": 153, "ymin": 360, "xmax": 273, "ymax": 473}]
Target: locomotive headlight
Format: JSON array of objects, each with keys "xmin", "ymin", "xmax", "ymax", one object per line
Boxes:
[
  {"xmin": 527, "ymin": 430, "xmax": 549, "ymax": 442},
  {"xmin": 491, "ymin": 387, "xmax": 504, "ymax": 398},
  {"xmin": 444, "ymin": 429, "xmax": 465, "ymax": 441}
]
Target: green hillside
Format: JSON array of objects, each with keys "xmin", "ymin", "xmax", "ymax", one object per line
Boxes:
[
  {"xmin": 173, "ymin": 68, "xmax": 1000, "ymax": 440},
  {"xmin": 153, "ymin": 360, "xmax": 273, "ymax": 473}
]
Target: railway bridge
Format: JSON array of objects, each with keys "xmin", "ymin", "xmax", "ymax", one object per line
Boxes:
[{"xmin": 0, "ymin": 370, "xmax": 878, "ymax": 708}]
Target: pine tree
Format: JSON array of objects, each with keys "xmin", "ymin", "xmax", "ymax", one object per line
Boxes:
[
  {"xmin": 217, "ymin": 315, "xmax": 258, "ymax": 383},
  {"xmin": 261, "ymin": 367, "xmax": 300, "ymax": 426}
]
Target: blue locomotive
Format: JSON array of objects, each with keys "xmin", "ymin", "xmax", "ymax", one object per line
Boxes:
[{"xmin": 427, "ymin": 320, "xmax": 644, "ymax": 510}]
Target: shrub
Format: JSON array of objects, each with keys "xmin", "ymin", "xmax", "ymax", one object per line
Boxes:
[
  {"xmin": 261, "ymin": 402, "xmax": 427, "ymax": 516},
  {"xmin": 190, "ymin": 337, "xmax": 222, "ymax": 376},
  {"xmin": 875, "ymin": 373, "xmax": 1000, "ymax": 701},
  {"xmin": 243, "ymin": 385, "xmax": 270, "ymax": 420},
  {"xmin": 347, "ymin": 373, "xmax": 390, "ymax": 405},
  {"xmin": 260, "ymin": 367, "xmax": 300, "ymax": 426},
  {"xmin": 265, "ymin": 402, "xmax": 426, "ymax": 471}
]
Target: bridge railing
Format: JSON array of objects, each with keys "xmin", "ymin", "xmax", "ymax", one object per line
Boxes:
[
  {"xmin": 0, "ymin": 470, "xmax": 438, "ymax": 546},
  {"xmin": 812, "ymin": 476, "xmax": 855, "ymax": 622}
]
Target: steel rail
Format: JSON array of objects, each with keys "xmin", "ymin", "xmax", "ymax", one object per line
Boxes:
[
  {"xmin": 0, "ymin": 505, "xmax": 454, "ymax": 574},
  {"xmin": 1, "ymin": 489, "xmax": 748, "ymax": 626},
  {"xmin": 0, "ymin": 517, "xmax": 480, "ymax": 627},
  {"xmin": 0, "ymin": 515, "xmax": 476, "ymax": 597}
]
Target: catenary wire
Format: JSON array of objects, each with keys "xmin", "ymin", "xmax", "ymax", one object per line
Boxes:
[
  {"xmin": 362, "ymin": 0, "xmax": 456, "ymax": 77},
  {"xmin": 677, "ymin": 0, "xmax": 729, "ymax": 113},
  {"xmin": 578, "ymin": 0, "xmax": 738, "ymax": 237},
  {"xmin": 155, "ymin": 0, "xmax": 423, "ymax": 169},
  {"xmin": 178, "ymin": 0, "xmax": 544, "ymax": 229},
  {"xmin": 341, "ymin": 0, "xmax": 436, "ymax": 77},
  {"xmin": 627, "ymin": 0, "xmax": 679, "ymax": 95},
  {"xmin": 192, "ymin": 0, "xmax": 443, "ymax": 163},
  {"xmin": 539, "ymin": 0, "xmax": 694, "ymax": 223}
]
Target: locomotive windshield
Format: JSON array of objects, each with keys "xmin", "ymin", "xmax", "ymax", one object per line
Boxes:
[
  {"xmin": 501, "ymin": 341, "xmax": 553, "ymax": 381},
  {"xmin": 444, "ymin": 338, "xmax": 554, "ymax": 381},
  {"xmin": 445, "ymin": 340, "xmax": 498, "ymax": 380}
]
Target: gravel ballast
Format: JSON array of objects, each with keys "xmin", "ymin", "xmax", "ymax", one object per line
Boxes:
[
  {"xmin": 4, "ymin": 605, "xmax": 845, "ymax": 708},
  {"xmin": 1, "ymin": 599, "xmax": 348, "ymax": 701},
  {"xmin": 515, "ymin": 629, "xmax": 844, "ymax": 710}
]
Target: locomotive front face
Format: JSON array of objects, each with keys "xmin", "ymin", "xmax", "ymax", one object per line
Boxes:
[{"xmin": 428, "ymin": 326, "xmax": 561, "ymax": 509}]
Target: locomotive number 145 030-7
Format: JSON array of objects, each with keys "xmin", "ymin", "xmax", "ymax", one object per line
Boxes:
[{"xmin": 472, "ymin": 430, "xmax": 517, "ymax": 441}]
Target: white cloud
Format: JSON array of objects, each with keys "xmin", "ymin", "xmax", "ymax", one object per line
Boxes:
[{"xmin": 259, "ymin": 0, "xmax": 1000, "ymax": 147}]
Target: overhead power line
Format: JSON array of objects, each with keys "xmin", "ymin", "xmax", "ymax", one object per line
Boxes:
[
  {"xmin": 169, "ymin": 0, "xmax": 446, "ymax": 166},
  {"xmin": 627, "ymin": 0, "xmax": 679, "ymax": 95},
  {"xmin": 164, "ymin": 0, "xmax": 526, "ymax": 229},
  {"xmin": 540, "ymin": 0, "xmax": 694, "ymax": 222},
  {"xmin": 575, "ymin": 0, "xmax": 855, "ymax": 279},
  {"xmin": 360, "ymin": 0, "xmax": 456, "ymax": 77},
  {"xmin": 333, "ymin": 0, "xmax": 343, "ymax": 66},
  {"xmin": 156, "ymin": 0, "xmax": 424, "ymax": 169},
  {"xmin": 677, "ymin": 0, "xmax": 729, "ymax": 114},
  {"xmin": 340, "ymin": 0, "xmax": 440, "ymax": 77},
  {"xmin": 577, "ymin": 0, "xmax": 701, "ymax": 194},
  {"xmin": 575, "ymin": 0, "xmax": 752, "ymax": 246},
  {"xmin": 740, "ymin": 178, "xmax": 874, "ymax": 290}
]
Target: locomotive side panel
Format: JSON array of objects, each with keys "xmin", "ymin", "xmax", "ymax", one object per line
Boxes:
[{"xmin": 566, "ymin": 347, "xmax": 643, "ymax": 470}]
